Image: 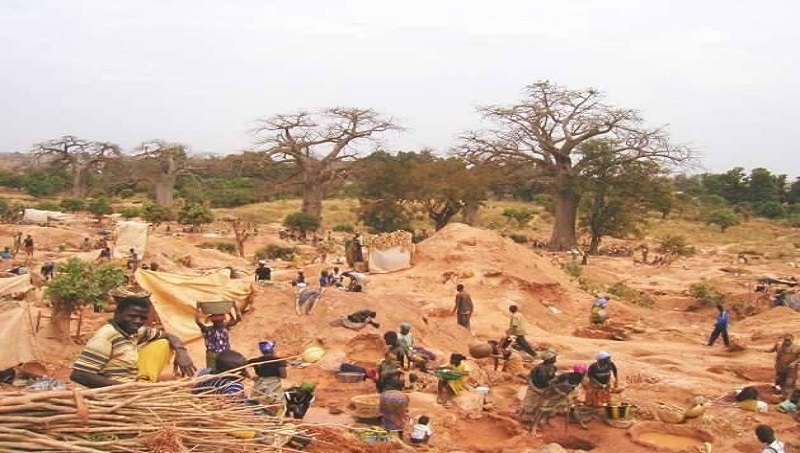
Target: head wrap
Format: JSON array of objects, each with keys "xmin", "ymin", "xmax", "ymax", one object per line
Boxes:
[
  {"xmin": 209, "ymin": 314, "xmax": 226, "ymax": 322},
  {"xmin": 572, "ymin": 363, "xmax": 589, "ymax": 374},
  {"xmin": 300, "ymin": 382, "xmax": 316, "ymax": 392},
  {"xmin": 596, "ymin": 350, "xmax": 611, "ymax": 361},
  {"xmin": 258, "ymin": 260, "xmax": 266, "ymax": 265},
  {"xmin": 259, "ymin": 340, "xmax": 276, "ymax": 355},
  {"xmin": 399, "ymin": 322, "xmax": 411, "ymax": 331},
  {"xmin": 540, "ymin": 350, "xmax": 557, "ymax": 362},
  {"xmin": 594, "ymin": 297, "xmax": 609, "ymax": 308}
]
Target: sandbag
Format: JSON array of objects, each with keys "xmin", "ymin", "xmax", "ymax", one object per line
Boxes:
[{"xmin": 469, "ymin": 343, "xmax": 493, "ymax": 359}]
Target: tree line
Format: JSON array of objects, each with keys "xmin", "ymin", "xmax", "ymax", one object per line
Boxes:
[{"xmin": 0, "ymin": 81, "xmax": 796, "ymax": 252}]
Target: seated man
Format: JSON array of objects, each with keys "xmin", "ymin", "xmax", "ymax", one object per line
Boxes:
[
  {"xmin": 71, "ymin": 296, "xmax": 196, "ymax": 388},
  {"xmin": 0, "ymin": 247, "xmax": 13, "ymax": 260}
]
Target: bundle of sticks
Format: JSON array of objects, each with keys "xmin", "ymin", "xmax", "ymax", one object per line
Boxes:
[{"xmin": 0, "ymin": 378, "xmax": 305, "ymax": 452}]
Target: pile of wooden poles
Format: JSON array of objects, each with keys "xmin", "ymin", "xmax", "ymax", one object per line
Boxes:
[{"xmin": 0, "ymin": 378, "xmax": 305, "ymax": 452}]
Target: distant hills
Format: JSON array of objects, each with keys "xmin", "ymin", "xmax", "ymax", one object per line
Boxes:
[{"xmin": 0, "ymin": 152, "xmax": 28, "ymax": 171}]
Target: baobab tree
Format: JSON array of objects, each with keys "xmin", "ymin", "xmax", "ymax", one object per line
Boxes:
[
  {"xmin": 253, "ymin": 108, "xmax": 399, "ymax": 221},
  {"xmin": 459, "ymin": 81, "xmax": 693, "ymax": 250},
  {"xmin": 134, "ymin": 141, "xmax": 194, "ymax": 207},
  {"xmin": 32, "ymin": 135, "xmax": 120, "ymax": 197}
]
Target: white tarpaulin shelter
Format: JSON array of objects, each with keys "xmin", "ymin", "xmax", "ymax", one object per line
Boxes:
[
  {"xmin": 113, "ymin": 221, "xmax": 149, "ymax": 258},
  {"xmin": 0, "ymin": 299, "xmax": 37, "ymax": 369},
  {"xmin": 368, "ymin": 246, "xmax": 413, "ymax": 273},
  {"xmin": 366, "ymin": 231, "xmax": 414, "ymax": 274},
  {"xmin": 22, "ymin": 209, "xmax": 74, "ymax": 224}
]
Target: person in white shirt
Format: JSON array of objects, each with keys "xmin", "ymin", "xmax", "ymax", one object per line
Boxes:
[
  {"xmin": 756, "ymin": 424, "xmax": 786, "ymax": 453},
  {"xmin": 409, "ymin": 415, "xmax": 432, "ymax": 444}
]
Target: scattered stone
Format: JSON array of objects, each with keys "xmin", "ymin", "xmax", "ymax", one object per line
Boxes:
[{"xmin": 530, "ymin": 443, "xmax": 568, "ymax": 453}]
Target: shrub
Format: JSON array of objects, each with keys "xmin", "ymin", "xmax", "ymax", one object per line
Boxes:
[
  {"xmin": 688, "ymin": 281, "xmax": 724, "ymax": 308},
  {"xmin": 0, "ymin": 198, "xmax": 7, "ymax": 216},
  {"xmin": 658, "ymin": 235, "xmax": 695, "ymax": 258},
  {"xmin": 254, "ymin": 244, "xmax": 298, "ymax": 261},
  {"xmin": 754, "ymin": 201, "xmax": 786, "ymax": 219},
  {"xmin": 608, "ymin": 281, "xmax": 635, "ymax": 299},
  {"xmin": 88, "ymin": 197, "xmax": 113, "ymax": 216},
  {"xmin": 705, "ymin": 208, "xmax": 742, "ymax": 232},
  {"xmin": 142, "ymin": 201, "xmax": 175, "ymax": 224},
  {"xmin": 786, "ymin": 214, "xmax": 800, "ymax": 228},
  {"xmin": 178, "ymin": 201, "xmax": 214, "ymax": 228},
  {"xmin": 45, "ymin": 258, "xmax": 127, "ymax": 314},
  {"xmin": 119, "ymin": 206, "xmax": 142, "ymax": 219},
  {"xmin": 561, "ymin": 261, "xmax": 582, "ymax": 279},
  {"xmin": 117, "ymin": 188, "xmax": 134, "ymax": 199},
  {"xmin": 502, "ymin": 208, "xmax": 535, "ymax": 227},
  {"xmin": 198, "ymin": 241, "xmax": 237, "ymax": 254},
  {"xmin": 59, "ymin": 198, "xmax": 85, "ymax": 212},
  {"xmin": 508, "ymin": 233, "xmax": 529, "ymax": 244},
  {"xmin": 35, "ymin": 201, "xmax": 60, "ymax": 211},
  {"xmin": 608, "ymin": 281, "xmax": 654, "ymax": 308},
  {"xmin": 333, "ymin": 224, "xmax": 355, "ymax": 233},
  {"xmin": 284, "ymin": 212, "xmax": 321, "ymax": 234}
]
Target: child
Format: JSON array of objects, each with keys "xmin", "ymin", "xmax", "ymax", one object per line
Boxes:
[
  {"xmin": 195, "ymin": 305, "xmax": 241, "ymax": 369},
  {"xmin": 410, "ymin": 415, "xmax": 432, "ymax": 444}
]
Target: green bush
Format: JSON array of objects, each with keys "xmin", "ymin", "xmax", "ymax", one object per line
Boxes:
[
  {"xmin": 45, "ymin": 258, "xmax": 127, "ymax": 313},
  {"xmin": 333, "ymin": 224, "xmax": 355, "ymax": 233},
  {"xmin": 786, "ymin": 214, "xmax": 800, "ymax": 228},
  {"xmin": 178, "ymin": 201, "xmax": 214, "ymax": 227},
  {"xmin": 705, "ymin": 208, "xmax": 742, "ymax": 232},
  {"xmin": 117, "ymin": 188, "xmax": 134, "ymax": 199},
  {"xmin": 607, "ymin": 282, "xmax": 654, "ymax": 308},
  {"xmin": 0, "ymin": 198, "xmax": 7, "ymax": 216},
  {"xmin": 754, "ymin": 201, "xmax": 786, "ymax": 219},
  {"xmin": 88, "ymin": 197, "xmax": 113, "ymax": 216},
  {"xmin": 59, "ymin": 198, "xmax": 85, "ymax": 212},
  {"xmin": 283, "ymin": 211, "xmax": 321, "ymax": 234},
  {"xmin": 607, "ymin": 281, "xmax": 634, "ymax": 299},
  {"xmin": 142, "ymin": 201, "xmax": 175, "ymax": 224},
  {"xmin": 22, "ymin": 172, "xmax": 67, "ymax": 198},
  {"xmin": 658, "ymin": 235, "xmax": 695, "ymax": 257},
  {"xmin": 198, "ymin": 241, "xmax": 237, "ymax": 254},
  {"xmin": 502, "ymin": 208, "xmax": 535, "ymax": 227},
  {"xmin": 254, "ymin": 244, "xmax": 298, "ymax": 261},
  {"xmin": 508, "ymin": 233, "xmax": 529, "ymax": 244},
  {"xmin": 119, "ymin": 206, "xmax": 142, "ymax": 219},
  {"xmin": 561, "ymin": 261, "xmax": 582, "ymax": 279},
  {"xmin": 688, "ymin": 281, "xmax": 724, "ymax": 308},
  {"xmin": 35, "ymin": 201, "xmax": 60, "ymax": 211}
]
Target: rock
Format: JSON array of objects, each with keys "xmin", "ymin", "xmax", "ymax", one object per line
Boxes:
[
  {"xmin": 530, "ymin": 444, "xmax": 568, "ymax": 453},
  {"xmin": 453, "ymin": 391, "xmax": 485, "ymax": 412},
  {"xmin": 728, "ymin": 335, "xmax": 748, "ymax": 352}
]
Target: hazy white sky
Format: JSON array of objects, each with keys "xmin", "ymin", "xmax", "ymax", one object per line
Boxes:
[{"xmin": 1, "ymin": 0, "xmax": 797, "ymax": 174}]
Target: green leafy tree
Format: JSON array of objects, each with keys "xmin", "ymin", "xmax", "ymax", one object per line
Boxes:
[
  {"xmin": 178, "ymin": 201, "xmax": 214, "ymax": 231},
  {"xmin": 21, "ymin": 171, "xmax": 67, "ymax": 197},
  {"xmin": 705, "ymin": 208, "xmax": 742, "ymax": 232},
  {"xmin": 754, "ymin": 200, "xmax": 786, "ymax": 219},
  {"xmin": 749, "ymin": 167, "xmax": 785, "ymax": 206},
  {"xmin": 59, "ymin": 198, "xmax": 85, "ymax": 212},
  {"xmin": 283, "ymin": 211, "xmax": 321, "ymax": 237},
  {"xmin": 460, "ymin": 81, "xmax": 692, "ymax": 250},
  {"xmin": 45, "ymin": 258, "xmax": 126, "ymax": 341},
  {"xmin": 87, "ymin": 197, "xmax": 113, "ymax": 217},
  {"xmin": 359, "ymin": 199, "xmax": 413, "ymax": 233},
  {"xmin": 578, "ymin": 140, "xmax": 673, "ymax": 253},
  {"xmin": 141, "ymin": 201, "xmax": 175, "ymax": 225}
]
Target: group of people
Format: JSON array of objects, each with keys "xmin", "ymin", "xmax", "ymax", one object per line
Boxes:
[
  {"xmin": 70, "ymin": 293, "xmax": 315, "ymax": 422},
  {"xmin": 520, "ymin": 349, "xmax": 619, "ymax": 433}
]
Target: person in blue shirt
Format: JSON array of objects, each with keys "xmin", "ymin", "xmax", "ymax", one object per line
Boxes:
[
  {"xmin": 706, "ymin": 303, "xmax": 730, "ymax": 348},
  {"xmin": 194, "ymin": 350, "xmax": 248, "ymax": 397}
]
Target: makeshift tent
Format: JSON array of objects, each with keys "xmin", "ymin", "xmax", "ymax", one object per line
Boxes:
[
  {"xmin": 134, "ymin": 269, "xmax": 253, "ymax": 342},
  {"xmin": 22, "ymin": 209, "xmax": 74, "ymax": 224},
  {"xmin": 367, "ymin": 231, "xmax": 414, "ymax": 274},
  {"xmin": 0, "ymin": 299, "xmax": 37, "ymax": 370},
  {"xmin": 113, "ymin": 221, "xmax": 149, "ymax": 258}
]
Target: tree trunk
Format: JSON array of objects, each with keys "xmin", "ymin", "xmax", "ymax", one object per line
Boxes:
[
  {"xmin": 302, "ymin": 172, "xmax": 324, "ymax": 220},
  {"xmin": 461, "ymin": 200, "xmax": 481, "ymax": 225},
  {"xmin": 549, "ymin": 177, "xmax": 580, "ymax": 251},
  {"xmin": 71, "ymin": 165, "xmax": 85, "ymax": 198},
  {"xmin": 49, "ymin": 307, "xmax": 73, "ymax": 343},
  {"xmin": 154, "ymin": 176, "xmax": 176, "ymax": 207},
  {"xmin": 588, "ymin": 233, "xmax": 601, "ymax": 255}
]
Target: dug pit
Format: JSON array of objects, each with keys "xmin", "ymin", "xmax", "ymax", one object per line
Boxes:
[{"xmin": 629, "ymin": 421, "xmax": 714, "ymax": 452}]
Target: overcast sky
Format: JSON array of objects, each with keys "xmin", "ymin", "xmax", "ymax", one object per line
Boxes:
[{"xmin": 1, "ymin": 1, "xmax": 797, "ymax": 175}]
